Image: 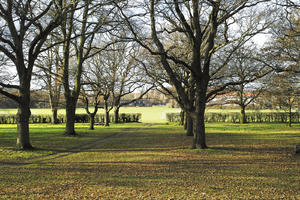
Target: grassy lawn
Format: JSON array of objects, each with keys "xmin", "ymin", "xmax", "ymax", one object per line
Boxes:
[{"xmin": 0, "ymin": 122, "xmax": 299, "ymax": 199}]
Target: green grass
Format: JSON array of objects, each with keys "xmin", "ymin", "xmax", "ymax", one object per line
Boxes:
[{"xmin": 0, "ymin": 122, "xmax": 299, "ymax": 199}]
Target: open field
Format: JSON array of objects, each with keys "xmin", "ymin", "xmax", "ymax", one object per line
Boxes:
[
  {"xmin": 0, "ymin": 122, "xmax": 299, "ymax": 199},
  {"xmin": 0, "ymin": 107, "xmax": 181, "ymax": 123},
  {"xmin": 0, "ymin": 107, "xmax": 293, "ymax": 123}
]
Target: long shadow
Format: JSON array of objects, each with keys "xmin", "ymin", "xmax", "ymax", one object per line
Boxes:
[
  {"xmin": 0, "ymin": 132, "xmax": 125, "ymax": 168},
  {"xmin": 211, "ymin": 146, "xmax": 294, "ymax": 154},
  {"xmin": 0, "ymin": 124, "xmax": 159, "ymax": 167}
]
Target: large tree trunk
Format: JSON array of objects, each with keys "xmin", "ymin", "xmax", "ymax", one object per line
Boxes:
[
  {"xmin": 114, "ymin": 106, "xmax": 120, "ymax": 123},
  {"xmin": 186, "ymin": 113, "xmax": 193, "ymax": 136},
  {"xmin": 240, "ymin": 105, "xmax": 247, "ymax": 124},
  {"xmin": 65, "ymin": 97, "xmax": 77, "ymax": 135},
  {"xmin": 191, "ymin": 86, "xmax": 208, "ymax": 149},
  {"xmin": 16, "ymin": 94, "xmax": 33, "ymax": 150},
  {"xmin": 191, "ymin": 108, "xmax": 207, "ymax": 149}
]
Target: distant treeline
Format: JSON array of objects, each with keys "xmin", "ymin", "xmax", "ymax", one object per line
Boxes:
[
  {"xmin": 167, "ymin": 112, "xmax": 300, "ymax": 123},
  {"xmin": 0, "ymin": 113, "xmax": 141, "ymax": 124}
]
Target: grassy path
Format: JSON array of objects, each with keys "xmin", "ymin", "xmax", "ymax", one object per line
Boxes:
[{"xmin": 0, "ymin": 123, "xmax": 299, "ymax": 199}]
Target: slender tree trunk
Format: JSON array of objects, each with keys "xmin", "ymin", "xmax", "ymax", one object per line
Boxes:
[
  {"xmin": 49, "ymin": 85, "xmax": 61, "ymax": 124},
  {"xmin": 105, "ymin": 111, "xmax": 110, "ymax": 126},
  {"xmin": 89, "ymin": 114, "xmax": 95, "ymax": 130},
  {"xmin": 288, "ymin": 105, "xmax": 292, "ymax": 127},
  {"xmin": 180, "ymin": 110, "xmax": 185, "ymax": 126},
  {"xmin": 16, "ymin": 94, "xmax": 33, "ymax": 150},
  {"xmin": 240, "ymin": 105, "xmax": 247, "ymax": 124},
  {"xmin": 184, "ymin": 112, "xmax": 187, "ymax": 130},
  {"xmin": 65, "ymin": 97, "xmax": 77, "ymax": 135},
  {"xmin": 51, "ymin": 108, "xmax": 59, "ymax": 124},
  {"xmin": 114, "ymin": 106, "xmax": 120, "ymax": 123},
  {"xmin": 186, "ymin": 113, "xmax": 193, "ymax": 136},
  {"xmin": 104, "ymin": 100, "xmax": 110, "ymax": 126}
]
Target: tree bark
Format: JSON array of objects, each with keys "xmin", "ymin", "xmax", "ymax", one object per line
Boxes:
[
  {"xmin": 288, "ymin": 105, "xmax": 292, "ymax": 127},
  {"xmin": 114, "ymin": 106, "xmax": 120, "ymax": 123},
  {"xmin": 104, "ymin": 100, "xmax": 110, "ymax": 126},
  {"xmin": 15, "ymin": 77, "xmax": 34, "ymax": 150},
  {"xmin": 51, "ymin": 108, "xmax": 59, "ymax": 124},
  {"xmin": 16, "ymin": 100, "xmax": 33, "ymax": 150},
  {"xmin": 191, "ymin": 108, "xmax": 207, "ymax": 149},
  {"xmin": 184, "ymin": 112, "xmax": 187, "ymax": 130},
  {"xmin": 89, "ymin": 114, "xmax": 95, "ymax": 130},
  {"xmin": 186, "ymin": 113, "xmax": 193, "ymax": 136},
  {"xmin": 105, "ymin": 111, "xmax": 110, "ymax": 126},
  {"xmin": 65, "ymin": 97, "xmax": 77, "ymax": 135},
  {"xmin": 240, "ymin": 105, "xmax": 247, "ymax": 124},
  {"xmin": 191, "ymin": 87, "xmax": 208, "ymax": 149},
  {"xmin": 180, "ymin": 110, "xmax": 185, "ymax": 126}
]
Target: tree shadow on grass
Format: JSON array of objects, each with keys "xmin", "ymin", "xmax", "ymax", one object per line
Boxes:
[{"xmin": 211, "ymin": 146, "xmax": 295, "ymax": 155}]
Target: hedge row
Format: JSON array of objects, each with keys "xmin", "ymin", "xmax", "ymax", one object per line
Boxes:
[
  {"xmin": 0, "ymin": 113, "xmax": 141, "ymax": 124},
  {"xmin": 166, "ymin": 112, "xmax": 300, "ymax": 123}
]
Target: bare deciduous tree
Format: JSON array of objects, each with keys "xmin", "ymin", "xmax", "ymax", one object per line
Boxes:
[
  {"xmin": 59, "ymin": 0, "xmax": 118, "ymax": 134},
  {"xmin": 0, "ymin": 0, "xmax": 66, "ymax": 149},
  {"xmin": 225, "ymin": 46, "xmax": 267, "ymax": 123},
  {"xmin": 264, "ymin": 71, "xmax": 299, "ymax": 127},
  {"xmin": 35, "ymin": 44, "xmax": 63, "ymax": 124},
  {"xmin": 110, "ymin": 43, "xmax": 154, "ymax": 123},
  {"xmin": 118, "ymin": 0, "xmax": 275, "ymax": 148},
  {"xmin": 81, "ymin": 86, "xmax": 102, "ymax": 130}
]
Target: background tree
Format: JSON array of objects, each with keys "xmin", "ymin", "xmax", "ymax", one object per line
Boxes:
[
  {"xmin": 265, "ymin": 71, "xmax": 299, "ymax": 127},
  {"xmin": 59, "ymin": 0, "xmax": 117, "ymax": 134},
  {"xmin": 0, "ymin": 0, "xmax": 65, "ymax": 149},
  {"xmin": 35, "ymin": 44, "xmax": 63, "ymax": 124},
  {"xmin": 82, "ymin": 40, "xmax": 154, "ymax": 126},
  {"xmin": 80, "ymin": 86, "xmax": 102, "ymax": 130},
  {"xmin": 82, "ymin": 49, "xmax": 116, "ymax": 127},
  {"xmin": 226, "ymin": 46, "xmax": 267, "ymax": 123},
  {"xmin": 110, "ymin": 43, "xmax": 154, "ymax": 123}
]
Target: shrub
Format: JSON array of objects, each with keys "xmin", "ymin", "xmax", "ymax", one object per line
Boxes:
[
  {"xmin": 166, "ymin": 113, "xmax": 181, "ymax": 122},
  {"xmin": 0, "ymin": 113, "xmax": 142, "ymax": 124},
  {"xmin": 166, "ymin": 112, "xmax": 300, "ymax": 123}
]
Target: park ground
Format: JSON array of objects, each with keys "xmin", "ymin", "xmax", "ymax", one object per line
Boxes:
[{"xmin": 0, "ymin": 108, "xmax": 300, "ymax": 199}]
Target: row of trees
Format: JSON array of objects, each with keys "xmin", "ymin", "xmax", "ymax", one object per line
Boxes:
[
  {"xmin": 0, "ymin": 0, "xmax": 299, "ymax": 150},
  {"xmin": 0, "ymin": 0, "xmax": 155, "ymax": 149}
]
